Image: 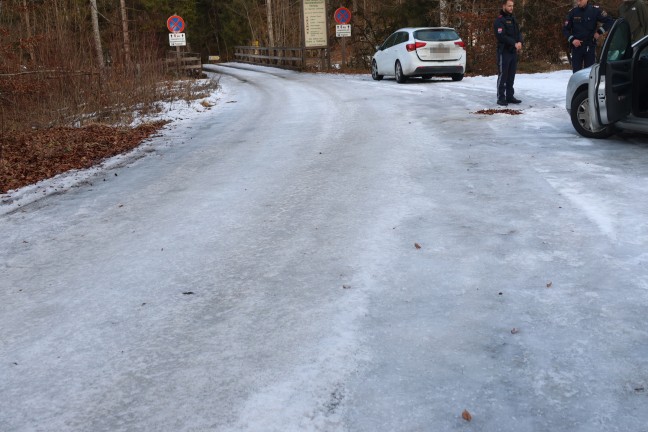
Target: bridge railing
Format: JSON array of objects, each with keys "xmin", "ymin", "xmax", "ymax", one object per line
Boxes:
[
  {"xmin": 234, "ymin": 46, "xmax": 304, "ymax": 70},
  {"xmin": 165, "ymin": 51, "xmax": 202, "ymax": 76}
]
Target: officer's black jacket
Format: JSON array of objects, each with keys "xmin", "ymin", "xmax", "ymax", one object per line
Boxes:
[
  {"xmin": 563, "ymin": 4, "xmax": 615, "ymax": 46},
  {"xmin": 494, "ymin": 10, "xmax": 523, "ymax": 53}
]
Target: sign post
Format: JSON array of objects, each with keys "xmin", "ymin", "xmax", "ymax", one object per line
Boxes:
[
  {"xmin": 167, "ymin": 14, "xmax": 186, "ymax": 72},
  {"xmin": 302, "ymin": 0, "xmax": 328, "ymax": 70},
  {"xmin": 334, "ymin": 7, "xmax": 352, "ymax": 69}
]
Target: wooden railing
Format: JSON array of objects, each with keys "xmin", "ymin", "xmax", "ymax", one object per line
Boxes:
[
  {"xmin": 234, "ymin": 46, "xmax": 303, "ymax": 70},
  {"xmin": 165, "ymin": 51, "xmax": 202, "ymax": 76}
]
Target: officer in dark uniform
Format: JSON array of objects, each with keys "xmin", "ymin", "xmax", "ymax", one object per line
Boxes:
[
  {"xmin": 563, "ymin": 0, "xmax": 615, "ymax": 73},
  {"xmin": 494, "ymin": 0, "xmax": 523, "ymax": 106}
]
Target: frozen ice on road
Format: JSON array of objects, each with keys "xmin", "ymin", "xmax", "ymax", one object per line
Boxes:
[{"xmin": 2, "ymin": 63, "xmax": 648, "ymax": 431}]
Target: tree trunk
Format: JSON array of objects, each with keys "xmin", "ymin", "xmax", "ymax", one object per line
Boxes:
[
  {"xmin": 120, "ymin": 0, "xmax": 131, "ymax": 65},
  {"xmin": 266, "ymin": 0, "xmax": 275, "ymax": 46},
  {"xmin": 440, "ymin": 0, "xmax": 448, "ymax": 27},
  {"xmin": 21, "ymin": 0, "xmax": 35, "ymax": 63},
  {"xmin": 89, "ymin": 0, "xmax": 104, "ymax": 69}
]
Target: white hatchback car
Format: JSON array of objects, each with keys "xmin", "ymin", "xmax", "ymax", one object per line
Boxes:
[
  {"xmin": 371, "ymin": 27, "xmax": 466, "ymax": 83},
  {"xmin": 566, "ymin": 19, "xmax": 648, "ymax": 138}
]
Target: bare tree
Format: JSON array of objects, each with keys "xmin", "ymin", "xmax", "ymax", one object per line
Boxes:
[
  {"xmin": 120, "ymin": 0, "xmax": 131, "ymax": 65},
  {"xmin": 440, "ymin": 0, "xmax": 448, "ymax": 26},
  {"xmin": 89, "ymin": 0, "xmax": 104, "ymax": 68},
  {"xmin": 21, "ymin": 0, "xmax": 35, "ymax": 63},
  {"xmin": 266, "ymin": 0, "xmax": 275, "ymax": 46}
]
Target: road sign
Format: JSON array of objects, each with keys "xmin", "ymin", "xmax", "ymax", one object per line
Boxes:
[
  {"xmin": 336, "ymin": 24, "xmax": 351, "ymax": 37},
  {"xmin": 169, "ymin": 32, "xmax": 186, "ymax": 46},
  {"xmin": 167, "ymin": 15, "xmax": 185, "ymax": 33},
  {"xmin": 334, "ymin": 7, "xmax": 352, "ymax": 24}
]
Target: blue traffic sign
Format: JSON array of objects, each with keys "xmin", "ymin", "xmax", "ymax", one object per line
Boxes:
[
  {"xmin": 334, "ymin": 7, "xmax": 352, "ymax": 24},
  {"xmin": 167, "ymin": 15, "xmax": 185, "ymax": 33}
]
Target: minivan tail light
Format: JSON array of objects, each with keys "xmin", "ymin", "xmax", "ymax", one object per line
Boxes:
[
  {"xmin": 406, "ymin": 41, "xmax": 427, "ymax": 52},
  {"xmin": 454, "ymin": 41, "xmax": 466, "ymax": 49}
]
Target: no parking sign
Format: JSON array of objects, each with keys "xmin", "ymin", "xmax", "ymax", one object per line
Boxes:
[
  {"xmin": 167, "ymin": 15, "xmax": 185, "ymax": 33},
  {"xmin": 334, "ymin": 7, "xmax": 352, "ymax": 24}
]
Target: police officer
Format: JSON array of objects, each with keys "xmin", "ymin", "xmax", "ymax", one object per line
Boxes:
[
  {"xmin": 563, "ymin": 0, "xmax": 615, "ymax": 73},
  {"xmin": 494, "ymin": 0, "xmax": 523, "ymax": 106}
]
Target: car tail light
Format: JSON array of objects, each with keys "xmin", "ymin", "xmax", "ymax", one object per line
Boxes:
[
  {"xmin": 406, "ymin": 41, "xmax": 427, "ymax": 52},
  {"xmin": 454, "ymin": 41, "xmax": 466, "ymax": 49}
]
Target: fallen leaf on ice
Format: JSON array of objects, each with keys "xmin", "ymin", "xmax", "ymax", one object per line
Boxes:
[
  {"xmin": 474, "ymin": 108, "xmax": 523, "ymax": 115},
  {"xmin": 511, "ymin": 328, "xmax": 519, "ymax": 334},
  {"xmin": 546, "ymin": 281, "xmax": 553, "ymax": 288},
  {"xmin": 462, "ymin": 409, "xmax": 472, "ymax": 422},
  {"xmin": 414, "ymin": 243, "xmax": 421, "ymax": 249}
]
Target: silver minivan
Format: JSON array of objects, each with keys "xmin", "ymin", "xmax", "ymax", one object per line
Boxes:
[{"xmin": 566, "ymin": 19, "xmax": 648, "ymax": 138}]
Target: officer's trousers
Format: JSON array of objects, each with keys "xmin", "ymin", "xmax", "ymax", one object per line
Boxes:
[
  {"xmin": 497, "ymin": 50, "xmax": 518, "ymax": 101},
  {"xmin": 571, "ymin": 44, "xmax": 596, "ymax": 73}
]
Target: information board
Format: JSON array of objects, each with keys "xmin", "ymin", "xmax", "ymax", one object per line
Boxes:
[{"xmin": 303, "ymin": 0, "xmax": 327, "ymax": 48}]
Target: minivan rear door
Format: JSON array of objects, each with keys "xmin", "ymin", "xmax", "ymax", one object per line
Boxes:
[
  {"xmin": 589, "ymin": 19, "xmax": 633, "ymax": 126},
  {"xmin": 414, "ymin": 28, "xmax": 463, "ymax": 61}
]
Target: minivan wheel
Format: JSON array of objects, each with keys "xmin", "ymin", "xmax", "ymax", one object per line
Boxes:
[
  {"xmin": 570, "ymin": 89, "xmax": 615, "ymax": 138},
  {"xmin": 395, "ymin": 61, "xmax": 407, "ymax": 83},
  {"xmin": 371, "ymin": 60, "xmax": 383, "ymax": 81},
  {"xmin": 451, "ymin": 73, "xmax": 464, "ymax": 81}
]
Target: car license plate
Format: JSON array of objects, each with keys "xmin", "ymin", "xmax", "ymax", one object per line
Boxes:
[{"xmin": 430, "ymin": 46, "xmax": 450, "ymax": 53}]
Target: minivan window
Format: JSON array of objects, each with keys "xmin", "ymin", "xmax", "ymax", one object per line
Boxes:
[
  {"xmin": 414, "ymin": 29, "xmax": 459, "ymax": 42},
  {"xmin": 606, "ymin": 22, "xmax": 633, "ymax": 61},
  {"xmin": 382, "ymin": 33, "xmax": 398, "ymax": 49},
  {"xmin": 396, "ymin": 32, "xmax": 410, "ymax": 44}
]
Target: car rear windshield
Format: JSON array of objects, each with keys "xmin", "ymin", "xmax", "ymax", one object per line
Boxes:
[{"xmin": 414, "ymin": 29, "xmax": 459, "ymax": 42}]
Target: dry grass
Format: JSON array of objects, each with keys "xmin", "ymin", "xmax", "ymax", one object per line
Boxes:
[
  {"xmin": 0, "ymin": 69, "xmax": 219, "ymax": 194},
  {"xmin": 0, "ymin": 122, "xmax": 168, "ymax": 193}
]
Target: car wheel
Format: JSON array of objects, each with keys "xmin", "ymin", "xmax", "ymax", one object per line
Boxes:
[
  {"xmin": 570, "ymin": 89, "xmax": 615, "ymax": 138},
  {"xmin": 421, "ymin": 74, "xmax": 432, "ymax": 80},
  {"xmin": 395, "ymin": 61, "xmax": 407, "ymax": 83},
  {"xmin": 451, "ymin": 73, "xmax": 464, "ymax": 81},
  {"xmin": 371, "ymin": 60, "xmax": 383, "ymax": 81}
]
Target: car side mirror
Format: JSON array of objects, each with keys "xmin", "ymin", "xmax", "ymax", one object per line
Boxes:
[{"xmin": 376, "ymin": 45, "xmax": 382, "ymax": 51}]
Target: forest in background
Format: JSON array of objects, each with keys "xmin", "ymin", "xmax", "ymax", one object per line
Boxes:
[
  {"xmin": 0, "ymin": 0, "xmax": 625, "ymax": 194},
  {"xmin": 0, "ymin": 0, "xmax": 625, "ymax": 133}
]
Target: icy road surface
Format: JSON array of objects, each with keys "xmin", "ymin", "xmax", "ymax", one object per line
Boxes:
[{"xmin": 2, "ymin": 64, "xmax": 648, "ymax": 432}]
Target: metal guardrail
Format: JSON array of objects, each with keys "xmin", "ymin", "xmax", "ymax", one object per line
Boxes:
[{"xmin": 234, "ymin": 46, "xmax": 303, "ymax": 70}]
